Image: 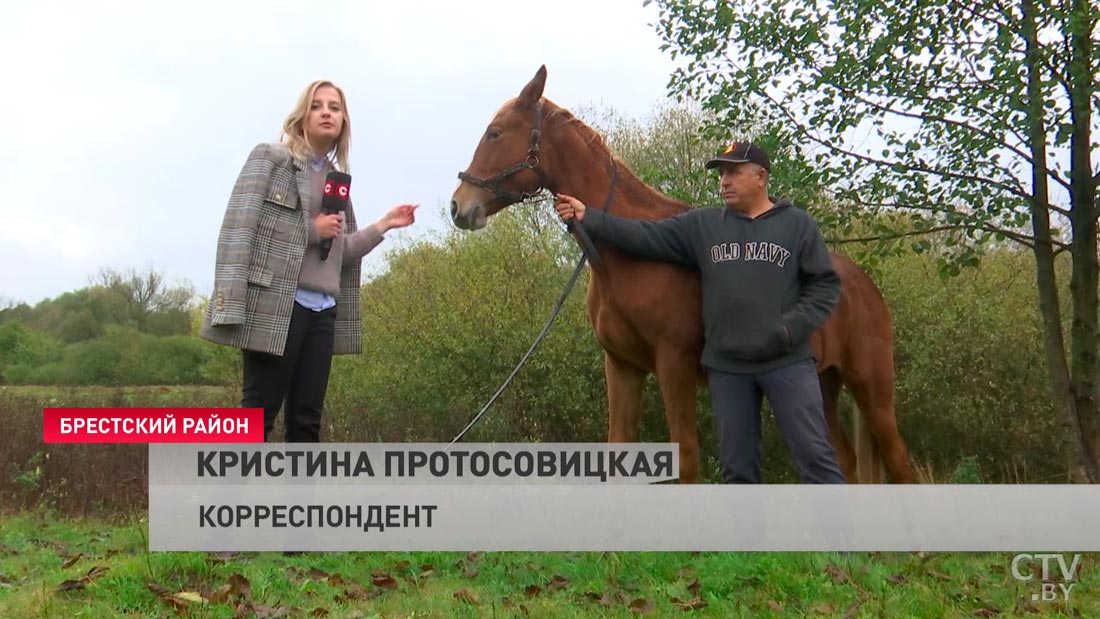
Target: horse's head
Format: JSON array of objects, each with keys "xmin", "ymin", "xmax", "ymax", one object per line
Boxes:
[{"xmin": 451, "ymin": 65, "xmax": 555, "ymax": 230}]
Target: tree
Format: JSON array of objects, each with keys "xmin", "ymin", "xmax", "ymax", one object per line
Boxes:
[
  {"xmin": 87, "ymin": 267, "xmax": 195, "ymax": 335},
  {"xmin": 649, "ymin": 0, "xmax": 1099, "ymax": 481}
]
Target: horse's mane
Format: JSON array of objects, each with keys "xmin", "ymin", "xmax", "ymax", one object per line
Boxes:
[{"xmin": 546, "ymin": 103, "xmax": 692, "ymax": 218}]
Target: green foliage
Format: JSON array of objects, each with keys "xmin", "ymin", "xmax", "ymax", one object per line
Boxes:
[
  {"xmin": 575, "ymin": 102, "xmax": 719, "ymax": 207},
  {"xmin": 0, "ymin": 267, "xmax": 222, "ymax": 386},
  {"xmin": 2, "ymin": 326, "xmax": 231, "ymax": 386},
  {"xmin": 648, "ymin": 0, "xmax": 1095, "ymax": 268},
  {"xmin": 880, "ymin": 248, "xmax": 1066, "ymax": 482},
  {"xmin": 950, "ymin": 456, "xmax": 984, "ymax": 484},
  {"xmin": 0, "ymin": 321, "xmax": 64, "ymax": 383},
  {"xmin": 0, "ymin": 267, "xmax": 196, "ymax": 342},
  {"xmin": 327, "ymin": 206, "xmax": 611, "ymax": 445}
]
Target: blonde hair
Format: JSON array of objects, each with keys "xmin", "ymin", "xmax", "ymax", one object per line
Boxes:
[{"xmin": 280, "ymin": 80, "xmax": 351, "ymax": 172}]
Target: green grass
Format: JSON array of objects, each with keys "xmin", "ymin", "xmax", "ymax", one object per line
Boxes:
[{"xmin": 2, "ymin": 512, "xmax": 1097, "ymax": 618}]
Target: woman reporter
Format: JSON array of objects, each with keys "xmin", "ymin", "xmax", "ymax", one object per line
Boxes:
[{"xmin": 200, "ymin": 80, "xmax": 417, "ymax": 442}]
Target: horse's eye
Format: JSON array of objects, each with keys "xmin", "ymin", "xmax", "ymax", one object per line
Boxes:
[{"xmin": 487, "ymin": 128, "xmax": 502, "ymax": 141}]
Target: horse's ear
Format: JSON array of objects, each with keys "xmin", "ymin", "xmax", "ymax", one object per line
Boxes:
[{"xmin": 517, "ymin": 65, "xmax": 547, "ymax": 108}]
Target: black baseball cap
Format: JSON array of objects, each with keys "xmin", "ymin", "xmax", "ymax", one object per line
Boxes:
[{"xmin": 704, "ymin": 141, "xmax": 771, "ymax": 172}]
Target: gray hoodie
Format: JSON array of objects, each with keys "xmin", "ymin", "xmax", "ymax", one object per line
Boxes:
[{"xmin": 580, "ymin": 199, "xmax": 841, "ymax": 374}]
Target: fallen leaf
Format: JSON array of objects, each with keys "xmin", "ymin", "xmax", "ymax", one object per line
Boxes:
[
  {"xmin": 207, "ymin": 551, "xmax": 240, "ymax": 564},
  {"xmin": 308, "ymin": 567, "xmax": 329, "ymax": 580},
  {"xmin": 671, "ymin": 596, "xmax": 708, "ymax": 610},
  {"xmin": 251, "ymin": 604, "xmax": 293, "ymax": 618},
  {"xmin": 824, "ymin": 565, "xmax": 850, "ymax": 585},
  {"xmin": 337, "ymin": 583, "xmax": 377, "ymax": 602},
  {"xmin": 812, "ymin": 602, "xmax": 836, "ymax": 614},
  {"xmin": 887, "ymin": 574, "xmax": 908, "ymax": 586},
  {"xmin": 373, "ymin": 574, "xmax": 398, "ymax": 590},
  {"xmin": 927, "ymin": 570, "xmax": 953, "ymax": 581},
  {"xmin": 844, "ymin": 596, "xmax": 868, "ymax": 618},
  {"xmin": 81, "ymin": 565, "xmax": 109, "ymax": 582},
  {"xmin": 973, "ymin": 608, "xmax": 1001, "ymax": 617},
  {"xmin": 395, "ymin": 560, "xmax": 410, "ymax": 571},
  {"xmin": 345, "ymin": 612, "xmax": 365, "ymax": 619},
  {"xmin": 228, "ymin": 573, "xmax": 252, "ymax": 603},
  {"xmin": 463, "ymin": 565, "xmax": 480, "ymax": 579},
  {"xmin": 629, "ymin": 597, "xmax": 656, "ymax": 615},
  {"xmin": 525, "ymin": 584, "xmax": 542, "ymax": 597},
  {"xmin": 61, "ymin": 553, "xmax": 83, "ymax": 569},
  {"xmin": 454, "ymin": 588, "xmax": 480, "ymax": 605},
  {"xmin": 326, "ymin": 573, "xmax": 345, "ymax": 587},
  {"xmin": 768, "ymin": 600, "xmax": 784, "ymax": 612},
  {"xmin": 149, "ymin": 582, "xmax": 210, "ymax": 610},
  {"xmin": 310, "ymin": 609, "xmax": 329, "ymax": 617},
  {"xmin": 166, "ymin": 589, "xmax": 206, "ymax": 611},
  {"xmin": 209, "ymin": 584, "xmax": 232, "ymax": 604},
  {"xmin": 419, "ymin": 564, "xmax": 435, "ymax": 578},
  {"xmin": 467, "ymin": 551, "xmax": 484, "ymax": 563},
  {"xmin": 548, "ymin": 574, "xmax": 570, "ymax": 591},
  {"xmin": 686, "ymin": 578, "xmax": 701, "ymax": 595},
  {"xmin": 583, "ymin": 591, "xmax": 602, "ymax": 602},
  {"xmin": 57, "ymin": 580, "xmax": 85, "ymax": 592}
]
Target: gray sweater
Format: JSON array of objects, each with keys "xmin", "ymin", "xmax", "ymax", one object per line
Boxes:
[
  {"xmin": 297, "ymin": 165, "xmax": 384, "ymax": 296},
  {"xmin": 581, "ymin": 200, "xmax": 841, "ymax": 374}
]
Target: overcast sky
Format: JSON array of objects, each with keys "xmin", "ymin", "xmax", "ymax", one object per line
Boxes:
[{"xmin": 0, "ymin": 0, "xmax": 681, "ymax": 305}]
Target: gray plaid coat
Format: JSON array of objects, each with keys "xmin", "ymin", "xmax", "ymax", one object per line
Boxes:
[{"xmin": 199, "ymin": 142, "xmax": 363, "ymax": 357}]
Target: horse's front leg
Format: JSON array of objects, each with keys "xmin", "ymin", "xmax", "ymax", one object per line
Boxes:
[
  {"xmin": 655, "ymin": 348, "xmax": 701, "ymax": 483},
  {"xmin": 604, "ymin": 351, "xmax": 646, "ymax": 443}
]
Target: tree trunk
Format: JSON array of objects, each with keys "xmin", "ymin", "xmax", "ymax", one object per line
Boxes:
[
  {"xmin": 1066, "ymin": 0, "xmax": 1100, "ymax": 481},
  {"xmin": 1021, "ymin": 0, "xmax": 1095, "ymax": 482}
]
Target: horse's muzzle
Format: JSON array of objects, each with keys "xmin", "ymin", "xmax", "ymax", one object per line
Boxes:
[{"xmin": 451, "ymin": 200, "xmax": 486, "ymax": 230}]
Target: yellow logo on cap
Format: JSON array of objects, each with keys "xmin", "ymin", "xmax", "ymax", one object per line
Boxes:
[{"xmin": 723, "ymin": 143, "xmax": 738, "ymax": 154}]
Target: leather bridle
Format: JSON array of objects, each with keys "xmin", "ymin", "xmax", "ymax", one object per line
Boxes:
[{"xmin": 457, "ymin": 99, "xmax": 551, "ymax": 205}]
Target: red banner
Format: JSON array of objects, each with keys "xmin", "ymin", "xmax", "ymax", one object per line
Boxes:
[{"xmin": 43, "ymin": 408, "xmax": 264, "ymax": 443}]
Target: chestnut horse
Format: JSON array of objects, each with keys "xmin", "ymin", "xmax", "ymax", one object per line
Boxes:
[{"xmin": 451, "ymin": 66, "xmax": 914, "ymax": 484}]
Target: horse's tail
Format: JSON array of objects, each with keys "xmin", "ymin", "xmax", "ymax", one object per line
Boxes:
[{"xmin": 854, "ymin": 409, "xmax": 885, "ymax": 483}]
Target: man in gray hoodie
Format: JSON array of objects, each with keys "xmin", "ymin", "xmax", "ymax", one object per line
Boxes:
[{"xmin": 554, "ymin": 142, "xmax": 846, "ymax": 484}]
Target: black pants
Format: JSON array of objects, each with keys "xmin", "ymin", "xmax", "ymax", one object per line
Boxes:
[
  {"xmin": 707, "ymin": 358, "xmax": 847, "ymax": 484},
  {"xmin": 241, "ymin": 302, "xmax": 336, "ymax": 442}
]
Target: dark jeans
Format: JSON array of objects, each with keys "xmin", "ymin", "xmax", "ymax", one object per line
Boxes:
[
  {"xmin": 241, "ymin": 302, "xmax": 336, "ymax": 442},
  {"xmin": 708, "ymin": 358, "xmax": 847, "ymax": 484}
]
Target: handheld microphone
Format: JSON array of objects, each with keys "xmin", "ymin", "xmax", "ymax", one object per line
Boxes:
[{"xmin": 320, "ymin": 171, "xmax": 351, "ymax": 260}]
